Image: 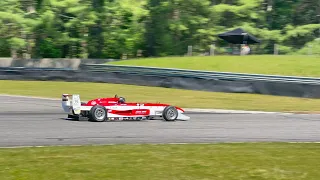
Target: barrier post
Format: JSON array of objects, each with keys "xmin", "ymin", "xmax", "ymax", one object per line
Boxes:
[
  {"xmin": 274, "ymin": 44, "xmax": 278, "ymax": 55},
  {"xmin": 188, "ymin": 45, "xmax": 192, "ymax": 56},
  {"xmin": 210, "ymin": 44, "xmax": 215, "ymax": 56},
  {"xmin": 308, "ymin": 44, "xmax": 313, "ymax": 56}
]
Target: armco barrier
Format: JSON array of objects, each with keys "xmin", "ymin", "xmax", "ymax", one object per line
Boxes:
[
  {"xmin": 1, "ymin": 64, "xmax": 320, "ymax": 98},
  {"xmin": 80, "ymin": 64, "xmax": 320, "ymax": 85}
]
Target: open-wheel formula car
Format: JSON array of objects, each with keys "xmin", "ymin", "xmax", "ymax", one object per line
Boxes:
[{"xmin": 61, "ymin": 94, "xmax": 190, "ymax": 122}]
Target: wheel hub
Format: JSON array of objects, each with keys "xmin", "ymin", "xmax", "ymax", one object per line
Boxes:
[
  {"xmin": 95, "ymin": 108, "xmax": 105, "ymax": 120},
  {"xmin": 167, "ymin": 109, "xmax": 177, "ymax": 119}
]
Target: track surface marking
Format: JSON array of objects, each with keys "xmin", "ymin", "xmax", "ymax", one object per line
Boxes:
[{"xmin": 0, "ymin": 95, "xmax": 320, "ymax": 147}]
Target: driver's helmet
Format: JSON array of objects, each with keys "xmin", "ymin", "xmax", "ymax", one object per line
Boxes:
[{"xmin": 118, "ymin": 97, "xmax": 126, "ymax": 103}]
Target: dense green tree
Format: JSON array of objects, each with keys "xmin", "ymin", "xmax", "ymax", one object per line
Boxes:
[
  {"xmin": 0, "ymin": 0, "xmax": 319, "ymax": 58},
  {"xmin": 101, "ymin": 0, "xmax": 148, "ymax": 58},
  {"xmin": 144, "ymin": 0, "xmax": 213, "ymax": 56},
  {"xmin": 0, "ymin": 0, "xmax": 38, "ymax": 58}
]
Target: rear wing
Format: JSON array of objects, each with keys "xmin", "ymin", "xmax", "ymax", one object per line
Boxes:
[{"xmin": 61, "ymin": 94, "xmax": 82, "ymax": 114}]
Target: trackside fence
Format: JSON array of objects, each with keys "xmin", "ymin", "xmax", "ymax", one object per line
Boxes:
[
  {"xmin": 1, "ymin": 64, "xmax": 320, "ymax": 98},
  {"xmin": 79, "ymin": 64, "xmax": 320, "ymax": 85}
]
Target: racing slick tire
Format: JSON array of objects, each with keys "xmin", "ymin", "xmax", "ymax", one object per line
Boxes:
[
  {"xmin": 162, "ymin": 106, "xmax": 178, "ymax": 121},
  {"xmin": 88, "ymin": 105, "xmax": 108, "ymax": 122},
  {"xmin": 67, "ymin": 114, "xmax": 79, "ymax": 121},
  {"xmin": 67, "ymin": 109, "xmax": 80, "ymax": 120}
]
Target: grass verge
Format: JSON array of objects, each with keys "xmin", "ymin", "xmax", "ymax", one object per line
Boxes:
[
  {"xmin": 1, "ymin": 80, "xmax": 320, "ymax": 112},
  {"xmin": 108, "ymin": 55, "xmax": 320, "ymax": 77},
  {"xmin": 0, "ymin": 143, "xmax": 319, "ymax": 180}
]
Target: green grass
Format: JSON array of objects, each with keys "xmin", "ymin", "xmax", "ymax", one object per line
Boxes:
[
  {"xmin": 0, "ymin": 143, "xmax": 319, "ymax": 180},
  {"xmin": 108, "ymin": 55, "xmax": 320, "ymax": 77},
  {"xmin": 1, "ymin": 80, "xmax": 320, "ymax": 113}
]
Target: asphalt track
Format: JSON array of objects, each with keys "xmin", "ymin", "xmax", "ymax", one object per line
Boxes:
[{"xmin": 0, "ymin": 95, "xmax": 320, "ymax": 147}]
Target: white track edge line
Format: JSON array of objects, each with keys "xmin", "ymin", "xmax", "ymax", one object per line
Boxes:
[
  {"xmin": 1, "ymin": 142, "xmax": 320, "ymax": 149},
  {"xmin": 0, "ymin": 94, "xmax": 60, "ymax": 101}
]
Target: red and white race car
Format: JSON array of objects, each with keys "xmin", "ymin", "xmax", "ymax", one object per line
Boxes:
[{"xmin": 61, "ymin": 94, "xmax": 190, "ymax": 122}]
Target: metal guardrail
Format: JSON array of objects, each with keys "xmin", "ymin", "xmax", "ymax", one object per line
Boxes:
[
  {"xmin": 80, "ymin": 64, "xmax": 320, "ymax": 85},
  {"xmin": 1, "ymin": 64, "xmax": 320, "ymax": 85}
]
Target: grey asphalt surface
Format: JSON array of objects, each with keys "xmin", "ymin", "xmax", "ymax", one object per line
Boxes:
[{"xmin": 0, "ymin": 95, "xmax": 320, "ymax": 147}]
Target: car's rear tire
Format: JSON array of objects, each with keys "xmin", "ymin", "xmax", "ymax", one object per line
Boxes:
[
  {"xmin": 162, "ymin": 106, "xmax": 178, "ymax": 121},
  {"xmin": 88, "ymin": 105, "xmax": 108, "ymax": 122},
  {"xmin": 67, "ymin": 114, "xmax": 79, "ymax": 120}
]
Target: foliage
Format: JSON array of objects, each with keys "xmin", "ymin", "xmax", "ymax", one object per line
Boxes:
[
  {"xmin": 0, "ymin": 0, "xmax": 319, "ymax": 58},
  {"xmin": 292, "ymin": 38, "xmax": 320, "ymax": 55}
]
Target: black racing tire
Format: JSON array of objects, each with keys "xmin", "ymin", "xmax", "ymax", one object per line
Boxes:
[
  {"xmin": 162, "ymin": 106, "xmax": 178, "ymax": 121},
  {"xmin": 68, "ymin": 114, "xmax": 79, "ymax": 120},
  {"xmin": 88, "ymin": 105, "xmax": 108, "ymax": 122}
]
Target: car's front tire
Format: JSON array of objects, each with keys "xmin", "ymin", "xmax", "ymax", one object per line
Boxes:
[
  {"xmin": 88, "ymin": 105, "xmax": 108, "ymax": 122},
  {"xmin": 162, "ymin": 106, "xmax": 178, "ymax": 121}
]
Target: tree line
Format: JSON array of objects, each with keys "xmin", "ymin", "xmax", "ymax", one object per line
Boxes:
[{"xmin": 0, "ymin": 0, "xmax": 319, "ymax": 59}]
